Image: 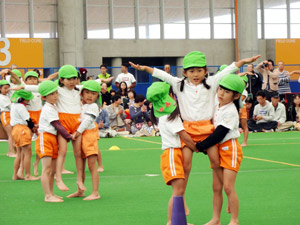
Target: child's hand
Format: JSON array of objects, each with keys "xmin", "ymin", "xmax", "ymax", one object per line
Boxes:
[
  {"xmin": 256, "ymin": 115, "xmax": 263, "ymax": 120},
  {"xmin": 129, "ymin": 62, "xmax": 147, "ymax": 71},
  {"xmin": 71, "ymin": 131, "xmax": 81, "ymax": 140},
  {"xmin": 9, "ymin": 86, "xmax": 24, "ymax": 91},
  {"xmin": 244, "ymin": 55, "xmax": 261, "ymax": 64},
  {"xmin": 98, "ymin": 121, "xmax": 104, "ymax": 128}
]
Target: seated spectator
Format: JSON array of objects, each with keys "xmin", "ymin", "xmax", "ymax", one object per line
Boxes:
[
  {"xmin": 271, "ymin": 94, "xmax": 295, "ymax": 131},
  {"xmin": 106, "ymin": 95, "xmax": 129, "ymax": 131},
  {"xmin": 96, "ymin": 107, "xmax": 116, "ymax": 137},
  {"xmin": 247, "ymin": 91, "xmax": 277, "ymax": 132},
  {"xmin": 245, "ymin": 97, "xmax": 254, "ymax": 119},
  {"xmin": 110, "ymin": 89, "xmax": 116, "ymax": 98},
  {"xmin": 129, "ymin": 94, "xmax": 149, "ymax": 134},
  {"xmin": 135, "ymin": 118, "xmax": 159, "ymax": 136},
  {"xmin": 116, "ymin": 81, "xmax": 128, "ymax": 99},
  {"xmin": 287, "ymin": 94, "xmax": 300, "ymax": 122},
  {"xmin": 101, "ymin": 83, "xmax": 111, "ymax": 107},
  {"xmin": 127, "ymin": 89, "xmax": 136, "ymax": 108}
]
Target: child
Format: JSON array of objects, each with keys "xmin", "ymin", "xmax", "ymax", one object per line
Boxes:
[
  {"xmin": 130, "ymin": 53, "xmax": 260, "ymax": 211},
  {"xmin": 68, "ymin": 80, "xmax": 101, "ymax": 200},
  {"xmin": 127, "ymin": 89, "xmax": 136, "ymax": 108},
  {"xmin": 195, "ymin": 74, "xmax": 245, "ymax": 225},
  {"xmin": 10, "ymin": 89, "xmax": 39, "ymax": 180},
  {"xmin": 116, "ymin": 81, "xmax": 128, "ymax": 99},
  {"xmin": 0, "ymin": 79, "xmax": 16, "ymax": 157},
  {"xmin": 146, "ymin": 81, "xmax": 197, "ymax": 225},
  {"xmin": 35, "ymin": 80, "xmax": 73, "ymax": 202},
  {"xmin": 238, "ymin": 75, "xmax": 249, "ymax": 146}
]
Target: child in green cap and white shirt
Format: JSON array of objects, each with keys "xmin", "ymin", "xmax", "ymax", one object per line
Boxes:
[
  {"xmin": 196, "ymin": 74, "xmax": 245, "ymax": 225},
  {"xmin": 146, "ymin": 81, "xmax": 197, "ymax": 225}
]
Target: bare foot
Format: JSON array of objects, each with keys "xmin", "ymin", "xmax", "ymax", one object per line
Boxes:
[
  {"xmin": 97, "ymin": 167, "xmax": 104, "ymax": 172},
  {"xmin": 33, "ymin": 163, "xmax": 39, "ymax": 176},
  {"xmin": 77, "ymin": 181, "xmax": 86, "ymax": 191},
  {"xmin": 52, "ymin": 194, "xmax": 63, "ymax": 200},
  {"xmin": 45, "ymin": 196, "xmax": 64, "ymax": 203},
  {"xmin": 17, "ymin": 169, "xmax": 23, "ymax": 179},
  {"xmin": 241, "ymin": 143, "xmax": 247, "ymax": 147},
  {"xmin": 185, "ymin": 207, "xmax": 190, "ymax": 216},
  {"xmin": 228, "ymin": 221, "xmax": 239, "ymax": 225},
  {"xmin": 62, "ymin": 169, "xmax": 74, "ymax": 174},
  {"xmin": 227, "ymin": 204, "xmax": 231, "ymax": 213},
  {"xmin": 12, "ymin": 175, "xmax": 24, "ymax": 180},
  {"xmin": 204, "ymin": 219, "xmax": 221, "ymax": 225},
  {"xmin": 6, "ymin": 153, "xmax": 16, "ymax": 158},
  {"xmin": 56, "ymin": 181, "xmax": 69, "ymax": 191},
  {"xmin": 67, "ymin": 190, "xmax": 85, "ymax": 198},
  {"xmin": 83, "ymin": 193, "xmax": 101, "ymax": 201},
  {"xmin": 25, "ymin": 175, "xmax": 40, "ymax": 181}
]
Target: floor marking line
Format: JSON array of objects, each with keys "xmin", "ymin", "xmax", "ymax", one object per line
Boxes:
[
  {"xmin": 121, "ymin": 136, "xmax": 161, "ymax": 145},
  {"xmin": 244, "ymin": 156, "xmax": 300, "ymax": 167}
]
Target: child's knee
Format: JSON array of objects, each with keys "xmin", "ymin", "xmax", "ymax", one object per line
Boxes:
[
  {"xmin": 212, "ymin": 183, "xmax": 223, "ymax": 193},
  {"xmin": 224, "ymin": 184, "xmax": 234, "ymax": 196}
]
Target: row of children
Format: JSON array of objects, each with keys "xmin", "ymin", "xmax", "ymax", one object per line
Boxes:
[
  {"xmin": 129, "ymin": 51, "xmax": 260, "ymax": 225},
  {"xmin": 0, "ymin": 65, "xmax": 105, "ymax": 202}
]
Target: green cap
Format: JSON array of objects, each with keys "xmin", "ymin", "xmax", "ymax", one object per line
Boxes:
[
  {"xmin": 146, "ymin": 82, "xmax": 177, "ymax": 118},
  {"xmin": 59, "ymin": 65, "xmax": 78, "ymax": 79},
  {"xmin": 218, "ymin": 74, "xmax": 245, "ymax": 94},
  {"xmin": 0, "ymin": 80, "xmax": 10, "ymax": 86},
  {"xmin": 183, "ymin": 51, "xmax": 207, "ymax": 69},
  {"xmin": 25, "ymin": 71, "xmax": 39, "ymax": 80},
  {"xmin": 38, "ymin": 80, "xmax": 58, "ymax": 97},
  {"xmin": 11, "ymin": 90, "xmax": 34, "ymax": 103},
  {"xmin": 82, "ymin": 80, "xmax": 101, "ymax": 93},
  {"xmin": 11, "ymin": 69, "xmax": 22, "ymax": 78},
  {"xmin": 240, "ymin": 75, "xmax": 248, "ymax": 83},
  {"xmin": 217, "ymin": 64, "xmax": 228, "ymax": 74}
]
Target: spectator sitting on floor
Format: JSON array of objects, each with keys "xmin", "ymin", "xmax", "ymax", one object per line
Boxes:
[
  {"xmin": 271, "ymin": 94, "xmax": 295, "ymax": 131},
  {"xmin": 247, "ymin": 91, "xmax": 277, "ymax": 132},
  {"xmin": 287, "ymin": 94, "xmax": 300, "ymax": 130},
  {"xmin": 127, "ymin": 89, "xmax": 136, "ymax": 108},
  {"xmin": 129, "ymin": 94, "xmax": 149, "ymax": 134},
  {"xmin": 245, "ymin": 97, "xmax": 254, "ymax": 119},
  {"xmin": 96, "ymin": 107, "xmax": 116, "ymax": 137},
  {"xmin": 135, "ymin": 118, "xmax": 158, "ymax": 137}
]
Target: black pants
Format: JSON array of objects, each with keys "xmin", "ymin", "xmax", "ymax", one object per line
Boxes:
[{"xmin": 247, "ymin": 119, "xmax": 278, "ymax": 132}]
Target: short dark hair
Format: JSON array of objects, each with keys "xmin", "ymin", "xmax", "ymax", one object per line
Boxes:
[
  {"xmin": 268, "ymin": 59, "xmax": 275, "ymax": 66},
  {"xmin": 100, "ymin": 64, "xmax": 107, "ymax": 69},
  {"xmin": 128, "ymin": 89, "xmax": 136, "ymax": 98},
  {"xmin": 112, "ymin": 94, "xmax": 121, "ymax": 102},
  {"xmin": 256, "ymin": 90, "xmax": 266, "ymax": 98},
  {"xmin": 135, "ymin": 94, "xmax": 146, "ymax": 103},
  {"xmin": 110, "ymin": 89, "xmax": 116, "ymax": 94},
  {"xmin": 121, "ymin": 63, "xmax": 130, "ymax": 68}
]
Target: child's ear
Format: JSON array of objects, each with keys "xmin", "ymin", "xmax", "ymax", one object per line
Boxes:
[
  {"xmin": 182, "ymin": 69, "xmax": 187, "ymax": 77},
  {"xmin": 41, "ymin": 96, "xmax": 46, "ymax": 101},
  {"xmin": 234, "ymin": 93, "xmax": 241, "ymax": 100}
]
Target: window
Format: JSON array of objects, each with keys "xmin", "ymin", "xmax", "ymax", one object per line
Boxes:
[
  {"xmin": 214, "ymin": 0, "xmax": 235, "ymax": 39},
  {"xmin": 139, "ymin": 0, "xmax": 160, "ymax": 39},
  {"xmin": 189, "ymin": 0, "xmax": 210, "ymax": 39},
  {"xmin": 290, "ymin": 0, "xmax": 300, "ymax": 38},
  {"xmin": 164, "ymin": 0, "xmax": 185, "ymax": 39}
]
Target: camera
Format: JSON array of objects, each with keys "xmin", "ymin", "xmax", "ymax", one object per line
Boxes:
[{"xmin": 264, "ymin": 63, "xmax": 268, "ymax": 67}]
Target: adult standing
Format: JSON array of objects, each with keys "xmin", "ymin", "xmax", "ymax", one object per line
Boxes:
[
  {"xmin": 164, "ymin": 64, "xmax": 173, "ymax": 75},
  {"xmin": 98, "ymin": 64, "xmax": 114, "ymax": 93},
  {"xmin": 115, "ymin": 63, "xmax": 136, "ymax": 90},
  {"xmin": 256, "ymin": 59, "xmax": 279, "ymax": 100},
  {"xmin": 245, "ymin": 64, "xmax": 262, "ymax": 101},
  {"xmin": 277, "ymin": 61, "xmax": 291, "ymax": 101}
]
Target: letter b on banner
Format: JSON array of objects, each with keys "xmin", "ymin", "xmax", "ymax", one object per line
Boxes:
[{"xmin": 0, "ymin": 38, "xmax": 11, "ymax": 66}]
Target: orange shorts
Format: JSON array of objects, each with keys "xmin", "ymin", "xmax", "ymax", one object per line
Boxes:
[
  {"xmin": 181, "ymin": 120, "xmax": 215, "ymax": 148},
  {"xmin": 12, "ymin": 124, "xmax": 32, "ymax": 147},
  {"xmin": 58, "ymin": 112, "xmax": 81, "ymax": 134},
  {"xmin": 81, "ymin": 128, "xmax": 99, "ymax": 158},
  {"xmin": 28, "ymin": 110, "xmax": 41, "ymax": 125},
  {"xmin": 160, "ymin": 148, "xmax": 185, "ymax": 185},
  {"xmin": 35, "ymin": 132, "xmax": 58, "ymax": 159},
  {"xmin": 240, "ymin": 105, "xmax": 247, "ymax": 119},
  {"xmin": 219, "ymin": 139, "xmax": 243, "ymax": 172},
  {"xmin": 94, "ymin": 122, "xmax": 100, "ymax": 140},
  {"xmin": 1, "ymin": 111, "xmax": 11, "ymax": 127}
]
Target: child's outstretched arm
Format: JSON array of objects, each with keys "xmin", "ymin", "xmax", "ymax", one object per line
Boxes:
[
  {"xmin": 177, "ymin": 130, "xmax": 198, "ymax": 152},
  {"xmin": 129, "ymin": 62, "xmax": 154, "ymax": 74},
  {"xmin": 235, "ymin": 55, "xmax": 261, "ymax": 68},
  {"xmin": 9, "ymin": 70, "xmax": 22, "ymax": 85}
]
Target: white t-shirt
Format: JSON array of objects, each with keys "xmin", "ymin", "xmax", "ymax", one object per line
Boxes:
[
  {"xmin": 38, "ymin": 102, "xmax": 59, "ymax": 135},
  {"xmin": 26, "ymin": 92, "xmax": 42, "ymax": 111},
  {"xmin": 10, "ymin": 103, "xmax": 30, "ymax": 126},
  {"xmin": 213, "ymin": 102, "xmax": 240, "ymax": 144},
  {"xmin": 158, "ymin": 115, "xmax": 185, "ymax": 150},
  {"xmin": 0, "ymin": 94, "xmax": 11, "ymax": 112},
  {"xmin": 152, "ymin": 62, "xmax": 238, "ymax": 122},
  {"xmin": 77, "ymin": 103, "xmax": 99, "ymax": 133},
  {"xmin": 115, "ymin": 73, "xmax": 136, "ymax": 88},
  {"xmin": 242, "ymin": 89, "xmax": 248, "ymax": 104}
]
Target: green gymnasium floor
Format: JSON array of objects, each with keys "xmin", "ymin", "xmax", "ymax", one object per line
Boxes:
[{"xmin": 0, "ymin": 132, "xmax": 300, "ymax": 225}]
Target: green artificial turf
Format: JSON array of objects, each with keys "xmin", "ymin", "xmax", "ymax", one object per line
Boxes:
[{"xmin": 0, "ymin": 132, "xmax": 300, "ymax": 225}]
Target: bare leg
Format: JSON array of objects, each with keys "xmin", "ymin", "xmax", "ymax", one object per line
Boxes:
[
  {"xmin": 240, "ymin": 119, "xmax": 248, "ymax": 147},
  {"xmin": 41, "ymin": 157, "xmax": 63, "ymax": 202},
  {"xmin": 50, "ymin": 159, "xmax": 63, "ymax": 200},
  {"xmin": 67, "ymin": 158, "xmax": 86, "ymax": 198},
  {"xmin": 17, "ymin": 149, "xmax": 24, "ymax": 178},
  {"xmin": 72, "ymin": 136, "xmax": 86, "ymax": 191},
  {"xmin": 56, "ymin": 134, "xmax": 69, "ymax": 191},
  {"xmin": 204, "ymin": 170, "xmax": 223, "ymax": 225},
  {"xmin": 223, "ymin": 169, "xmax": 239, "ymax": 225},
  {"xmin": 97, "ymin": 148, "xmax": 104, "ymax": 172},
  {"xmin": 207, "ymin": 145, "xmax": 223, "ymax": 184},
  {"xmin": 4, "ymin": 125, "xmax": 16, "ymax": 157},
  {"xmin": 12, "ymin": 147, "xmax": 22, "ymax": 180},
  {"xmin": 84, "ymin": 155, "xmax": 100, "ymax": 200},
  {"xmin": 33, "ymin": 154, "xmax": 40, "ymax": 176},
  {"xmin": 23, "ymin": 145, "xmax": 40, "ymax": 180},
  {"xmin": 182, "ymin": 147, "xmax": 193, "ymax": 216}
]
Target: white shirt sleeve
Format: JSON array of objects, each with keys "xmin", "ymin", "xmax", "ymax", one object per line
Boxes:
[
  {"xmin": 218, "ymin": 111, "xmax": 238, "ymax": 130},
  {"xmin": 85, "ymin": 103, "xmax": 99, "ymax": 118},
  {"xmin": 24, "ymin": 84, "xmax": 39, "ymax": 92},
  {"xmin": 166, "ymin": 116, "xmax": 185, "ymax": 135},
  {"xmin": 115, "ymin": 74, "xmax": 121, "ymax": 83},
  {"xmin": 130, "ymin": 73, "xmax": 136, "ymax": 83},
  {"xmin": 46, "ymin": 106, "xmax": 59, "ymax": 123},
  {"xmin": 18, "ymin": 104, "xmax": 30, "ymax": 121}
]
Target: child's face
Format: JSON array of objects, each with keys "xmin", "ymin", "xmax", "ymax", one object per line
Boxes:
[
  {"xmin": 44, "ymin": 91, "xmax": 58, "ymax": 105},
  {"xmin": 246, "ymin": 102, "xmax": 252, "ymax": 110},
  {"xmin": 10, "ymin": 76, "xmax": 18, "ymax": 84},
  {"xmin": 128, "ymin": 92, "xmax": 134, "ymax": 99},
  {"xmin": 294, "ymin": 96, "xmax": 300, "ymax": 105},
  {"xmin": 82, "ymin": 89, "xmax": 99, "ymax": 104},
  {"xmin": 120, "ymin": 82, "xmax": 127, "ymax": 90},
  {"xmin": 147, "ymin": 121, "xmax": 152, "ymax": 127},
  {"xmin": 111, "ymin": 91, "xmax": 116, "ymax": 96},
  {"xmin": 0, "ymin": 85, "xmax": 10, "ymax": 95},
  {"xmin": 217, "ymin": 86, "xmax": 238, "ymax": 107},
  {"xmin": 25, "ymin": 76, "xmax": 38, "ymax": 85},
  {"xmin": 183, "ymin": 67, "xmax": 207, "ymax": 85},
  {"xmin": 60, "ymin": 77, "xmax": 77, "ymax": 90},
  {"xmin": 23, "ymin": 99, "xmax": 30, "ymax": 104}
]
